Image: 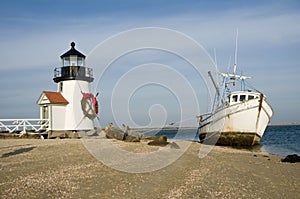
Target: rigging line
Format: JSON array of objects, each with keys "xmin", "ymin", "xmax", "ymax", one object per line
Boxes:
[
  {"xmin": 74, "ymin": 110, "xmax": 98, "ymax": 132},
  {"xmin": 74, "ymin": 115, "xmax": 87, "ymax": 130},
  {"xmin": 95, "ymin": 116, "xmax": 101, "ymax": 127},
  {"xmin": 73, "ymin": 101, "xmax": 96, "ymax": 130},
  {"xmin": 138, "ymin": 116, "xmax": 199, "ymax": 134},
  {"xmin": 75, "ymin": 69, "xmax": 84, "ymax": 94},
  {"xmin": 245, "ymin": 80, "xmax": 261, "ymax": 93}
]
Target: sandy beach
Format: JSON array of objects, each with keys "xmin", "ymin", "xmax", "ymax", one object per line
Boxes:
[{"xmin": 0, "ymin": 138, "xmax": 299, "ymax": 199}]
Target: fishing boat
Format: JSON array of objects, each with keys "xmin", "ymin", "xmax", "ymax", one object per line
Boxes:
[{"xmin": 198, "ymin": 35, "xmax": 273, "ymax": 146}]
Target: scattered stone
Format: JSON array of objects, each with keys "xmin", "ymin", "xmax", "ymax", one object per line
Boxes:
[
  {"xmin": 148, "ymin": 135, "xmax": 168, "ymax": 146},
  {"xmin": 127, "ymin": 130, "xmax": 145, "ymax": 140},
  {"xmin": 125, "ymin": 135, "xmax": 140, "ymax": 142},
  {"xmin": 48, "ymin": 131, "xmax": 79, "ymax": 139},
  {"xmin": 146, "ymin": 136, "xmax": 158, "ymax": 141},
  {"xmin": 281, "ymin": 154, "xmax": 300, "ymax": 163},
  {"xmin": 103, "ymin": 125, "xmax": 169, "ymax": 146},
  {"xmin": 103, "ymin": 126, "xmax": 144, "ymax": 142},
  {"xmin": 130, "ymin": 137, "xmax": 140, "ymax": 142},
  {"xmin": 104, "ymin": 127, "xmax": 127, "ymax": 141}
]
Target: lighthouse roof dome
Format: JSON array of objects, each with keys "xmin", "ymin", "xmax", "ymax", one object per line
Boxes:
[{"xmin": 60, "ymin": 42, "xmax": 86, "ymax": 58}]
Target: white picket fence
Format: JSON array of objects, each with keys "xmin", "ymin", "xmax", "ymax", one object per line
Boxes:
[{"xmin": 0, "ymin": 119, "xmax": 49, "ymax": 133}]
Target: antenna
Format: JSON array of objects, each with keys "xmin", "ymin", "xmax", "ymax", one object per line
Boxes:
[{"xmin": 233, "ymin": 29, "xmax": 238, "ymax": 76}]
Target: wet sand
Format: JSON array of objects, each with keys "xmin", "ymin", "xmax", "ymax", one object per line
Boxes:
[{"xmin": 0, "ymin": 139, "xmax": 299, "ymax": 198}]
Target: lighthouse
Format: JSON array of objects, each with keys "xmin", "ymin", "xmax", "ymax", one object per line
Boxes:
[{"xmin": 37, "ymin": 42, "xmax": 98, "ymax": 137}]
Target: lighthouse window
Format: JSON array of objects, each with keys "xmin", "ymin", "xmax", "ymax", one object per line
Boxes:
[
  {"xmin": 58, "ymin": 82, "xmax": 63, "ymax": 92},
  {"xmin": 77, "ymin": 57, "xmax": 83, "ymax": 66},
  {"xmin": 63, "ymin": 57, "xmax": 70, "ymax": 66}
]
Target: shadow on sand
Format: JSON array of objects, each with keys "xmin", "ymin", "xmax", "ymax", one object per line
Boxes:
[{"xmin": 1, "ymin": 146, "xmax": 36, "ymax": 158}]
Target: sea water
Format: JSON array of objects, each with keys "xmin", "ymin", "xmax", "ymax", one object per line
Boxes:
[
  {"xmin": 144, "ymin": 125, "xmax": 300, "ymax": 156},
  {"xmin": 260, "ymin": 125, "xmax": 300, "ymax": 156}
]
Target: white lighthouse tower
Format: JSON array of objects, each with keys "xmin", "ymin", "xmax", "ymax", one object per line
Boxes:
[{"xmin": 37, "ymin": 42, "xmax": 97, "ymax": 137}]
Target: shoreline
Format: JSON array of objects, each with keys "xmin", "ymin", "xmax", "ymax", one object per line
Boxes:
[
  {"xmin": 0, "ymin": 133, "xmax": 292, "ymax": 157},
  {"xmin": 0, "ymin": 138, "xmax": 299, "ymax": 198},
  {"xmin": 268, "ymin": 123, "xmax": 300, "ymax": 126},
  {"xmin": 127, "ymin": 123, "xmax": 300, "ymax": 131}
]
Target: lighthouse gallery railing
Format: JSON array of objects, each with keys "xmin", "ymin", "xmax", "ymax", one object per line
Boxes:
[{"xmin": 54, "ymin": 66, "xmax": 93, "ymax": 78}]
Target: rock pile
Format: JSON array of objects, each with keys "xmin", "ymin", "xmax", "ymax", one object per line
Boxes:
[
  {"xmin": 281, "ymin": 154, "xmax": 300, "ymax": 163},
  {"xmin": 104, "ymin": 127, "xmax": 145, "ymax": 142},
  {"xmin": 147, "ymin": 135, "xmax": 169, "ymax": 146},
  {"xmin": 103, "ymin": 126, "xmax": 169, "ymax": 146}
]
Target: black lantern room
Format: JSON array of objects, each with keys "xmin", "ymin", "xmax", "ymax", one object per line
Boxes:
[{"xmin": 53, "ymin": 42, "xmax": 94, "ymax": 83}]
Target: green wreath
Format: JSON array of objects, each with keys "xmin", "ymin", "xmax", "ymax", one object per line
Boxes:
[{"xmin": 81, "ymin": 97, "xmax": 97, "ymax": 120}]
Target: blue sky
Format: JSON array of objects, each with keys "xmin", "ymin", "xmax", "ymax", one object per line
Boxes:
[{"xmin": 0, "ymin": 0, "xmax": 299, "ymax": 126}]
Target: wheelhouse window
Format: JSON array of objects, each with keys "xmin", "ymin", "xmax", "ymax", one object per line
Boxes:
[
  {"xmin": 232, "ymin": 95, "xmax": 238, "ymax": 102},
  {"xmin": 240, "ymin": 95, "xmax": 246, "ymax": 101},
  {"xmin": 248, "ymin": 95, "xmax": 254, "ymax": 100}
]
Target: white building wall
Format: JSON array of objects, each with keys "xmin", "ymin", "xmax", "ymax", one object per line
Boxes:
[
  {"xmin": 61, "ymin": 80, "xmax": 94, "ymax": 130},
  {"xmin": 51, "ymin": 105, "xmax": 66, "ymax": 130}
]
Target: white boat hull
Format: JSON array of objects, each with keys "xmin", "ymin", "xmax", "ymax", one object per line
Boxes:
[{"xmin": 199, "ymin": 96, "xmax": 273, "ymax": 146}]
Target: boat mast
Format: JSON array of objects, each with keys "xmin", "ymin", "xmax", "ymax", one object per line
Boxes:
[
  {"xmin": 208, "ymin": 71, "xmax": 222, "ymax": 111},
  {"xmin": 232, "ymin": 29, "xmax": 249, "ymax": 91},
  {"xmin": 233, "ymin": 29, "xmax": 238, "ymax": 79},
  {"xmin": 208, "ymin": 71, "xmax": 220, "ymax": 97},
  {"xmin": 233, "ymin": 29, "xmax": 251, "ymax": 91}
]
